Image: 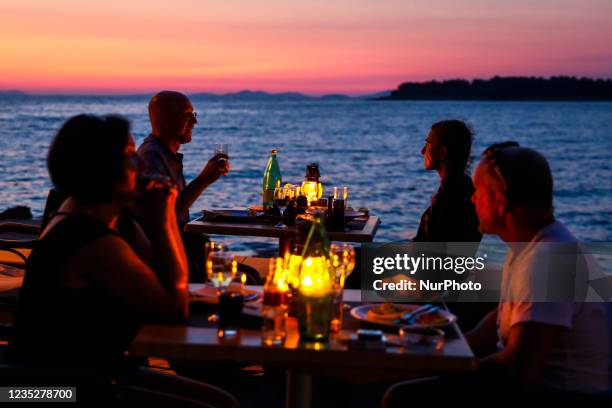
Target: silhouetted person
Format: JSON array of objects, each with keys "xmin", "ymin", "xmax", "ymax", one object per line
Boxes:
[
  {"xmin": 7, "ymin": 114, "xmax": 237, "ymax": 408},
  {"xmin": 409, "ymin": 121, "xmax": 487, "ymax": 326},
  {"xmin": 413, "ymin": 119, "xmax": 481, "ymax": 243},
  {"xmin": 138, "ymin": 90, "xmax": 229, "ymax": 281}
]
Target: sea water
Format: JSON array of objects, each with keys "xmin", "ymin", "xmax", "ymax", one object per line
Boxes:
[{"xmin": 1, "ymin": 95, "xmax": 610, "ymax": 255}]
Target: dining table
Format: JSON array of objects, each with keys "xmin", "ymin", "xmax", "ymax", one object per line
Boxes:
[
  {"xmin": 185, "ymin": 210, "xmax": 381, "ymax": 255},
  {"xmin": 130, "ymin": 284, "xmax": 477, "ymax": 408}
]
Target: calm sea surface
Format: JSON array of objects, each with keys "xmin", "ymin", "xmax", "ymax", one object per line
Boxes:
[{"xmin": 1, "ymin": 96, "xmax": 611, "ymax": 255}]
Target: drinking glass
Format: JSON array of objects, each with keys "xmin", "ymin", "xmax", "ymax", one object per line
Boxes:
[
  {"xmin": 329, "ymin": 243, "xmax": 356, "ymax": 333},
  {"xmin": 214, "ymin": 143, "xmax": 228, "ymax": 156},
  {"xmin": 274, "ymin": 185, "xmax": 290, "ymax": 228},
  {"xmin": 333, "ymin": 186, "xmax": 349, "ymax": 208},
  {"xmin": 331, "ymin": 243, "xmax": 356, "ymax": 283},
  {"xmin": 213, "ymin": 143, "xmax": 230, "ymax": 175},
  {"xmin": 205, "ymin": 243, "xmax": 237, "ymax": 294},
  {"xmin": 219, "ymin": 291, "xmax": 244, "ymax": 330}
]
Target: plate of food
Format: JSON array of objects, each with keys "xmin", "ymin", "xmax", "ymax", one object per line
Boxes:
[
  {"xmin": 190, "ymin": 283, "xmax": 260, "ymax": 305},
  {"xmin": 350, "ymin": 302, "xmax": 456, "ymax": 329}
]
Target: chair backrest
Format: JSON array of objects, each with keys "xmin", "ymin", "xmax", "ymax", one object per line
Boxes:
[
  {"xmin": 604, "ymin": 302, "xmax": 612, "ymax": 393},
  {"xmin": 41, "ymin": 189, "xmax": 68, "ymax": 231},
  {"xmin": 118, "ymin": 385, "xmax": 221, "ymax": 408}
]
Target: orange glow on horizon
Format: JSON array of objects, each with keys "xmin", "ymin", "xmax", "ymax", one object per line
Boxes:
[{"xmin": 1, "ymin": 1, "xmax": 611, "ymax": 95}]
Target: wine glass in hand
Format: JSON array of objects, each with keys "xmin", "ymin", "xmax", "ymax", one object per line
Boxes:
[{"xmin": 213, "ymin": 143, "xmax": 230, "ymax": 176}]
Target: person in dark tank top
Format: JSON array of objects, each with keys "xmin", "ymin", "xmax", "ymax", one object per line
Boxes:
[
  {"xmin": 412, "ymin": 120, "xmax": 491, "ymax": 331},
  {"xmin": 6, "ymin": 114, "xmax": 237, "ymax": 407},
  {"xmin": 414, "ymin": 119, "xmax": 482, "ymax": 243}
]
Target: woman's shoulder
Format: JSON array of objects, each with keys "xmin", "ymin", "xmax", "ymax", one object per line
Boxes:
[{"xmin": 33, "ymin": 214, "xmax": 124, "ymax": 270}]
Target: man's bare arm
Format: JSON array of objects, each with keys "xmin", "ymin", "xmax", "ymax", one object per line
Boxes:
[
  {"xmin": 465, "ymin": 308, "xmax": 498, "ymax": 356},
  {"xmin": 478, "ymin": 322, "xmax": 563, "ymax": 386},
  {"xmin": 175, "ymin": 153, "xmax": 229, "ymax": 216}
]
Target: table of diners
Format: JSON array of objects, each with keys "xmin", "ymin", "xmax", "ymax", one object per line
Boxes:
[
  {"xmin": 130, "ymin": 285, "xmax": 476, "ymax": 408},
  {"xmin": 185, "ymin": 212, "xmax": 381, "ymax": 254}
]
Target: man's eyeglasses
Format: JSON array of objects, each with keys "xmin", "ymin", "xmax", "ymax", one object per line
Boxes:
[{"xmin": 482, "ymin": 141, "xmax": 520, "ymax": 193}]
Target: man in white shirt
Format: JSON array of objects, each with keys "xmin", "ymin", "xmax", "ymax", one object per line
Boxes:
[
  {"xmin": 467, "ymin": 142, "xmax": 610, "ymax": 393},
  {"xmin": 383, "ymin": 142, "xmax": 609, "ymax": 407}
]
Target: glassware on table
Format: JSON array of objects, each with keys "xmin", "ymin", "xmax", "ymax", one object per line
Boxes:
[
  {"xmin": 219, "ymin": 291, "xmax": 244, "ymax": 330},
  {"xmin": 274, "ymin": 184, "xmax": 292, "ymax": 228},
  {"xmin": 285, "ymin": 243, "xmax": 303, "ymax": 292},
  {"xmin": 205, "ymin": 242, "xmax": 237, "ymax": 293},
  {"xmin": 331, "ymin": 243, "xmax": 356, "ymax": 283},
  {"xmin": 262, "ymin": 258, "xmax": 290, "ymax": 346},
  {"xmin": 329, "ymin": 243, "xmax": 356, "ymax": 333},
  {"xmin": 333, "ymin": 186, "xmax": 349, "ymax": 208},
  {"xmin": 263, "ymin": 150, "xmax": 282, "ymax": 213}
]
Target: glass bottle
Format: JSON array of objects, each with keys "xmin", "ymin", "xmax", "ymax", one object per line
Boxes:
[
  {"xmin": 262, "ymin": 258, "xmax": 289, "ymax": 346},
  {"xmin": 262, "ymin": 150, "xmax": 282, "ymax": 212},
  {"xmin": 296, "ymin": 213, "xmax": 334, "ymax": 341}
]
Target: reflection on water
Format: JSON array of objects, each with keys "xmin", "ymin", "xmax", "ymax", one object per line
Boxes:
[{"xmin": 1, "ymin": 96, "xmax": 611, "ymax": 255}]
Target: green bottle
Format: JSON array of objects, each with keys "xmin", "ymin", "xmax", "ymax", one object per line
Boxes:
[
  {"xmin": 300, "ymin": 213, "xmax": 331, "ymax": 262},
  {"xmin": 297, "ymin": 213, "xmax": 334, "ymax": 341},
  {"xmin": 262, "ymin": 149, "xmax": 282, "ymax": 211}
]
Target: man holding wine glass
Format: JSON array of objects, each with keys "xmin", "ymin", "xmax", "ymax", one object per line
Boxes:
[{"xmin": 138, "ymin": 90, "xmax": 230, "ymax": 281}]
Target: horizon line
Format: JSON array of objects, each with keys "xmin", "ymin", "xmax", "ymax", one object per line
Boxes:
[{"xmin": 2, "ymin": 74, "xmax": 612, "ymax": 98}]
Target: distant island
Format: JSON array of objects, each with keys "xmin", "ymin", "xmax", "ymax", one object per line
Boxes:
[
  {"xmin": 380, "ymin": 76, "xmax": 612, "ymax": 101},
  {"xmin": 3, "ymin": 77, "xmax": 612, "ymax": 101}
]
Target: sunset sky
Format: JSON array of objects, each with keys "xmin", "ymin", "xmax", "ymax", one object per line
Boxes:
[{"xmin": 1, "ymin": 0, "xmax": 611, "ymax": 95}]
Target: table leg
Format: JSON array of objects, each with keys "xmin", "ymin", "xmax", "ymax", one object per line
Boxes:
[{"xmin": 285, "ymin": 370, "xmax": 312, "ymax": 408}]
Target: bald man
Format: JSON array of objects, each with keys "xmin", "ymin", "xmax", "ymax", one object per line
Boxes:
[
  {"xmin": 138, "ymin": 91, "xmax": 229, "ymax": 282},
  {"xmin": 138, "ymin": 90, "xmax": 229, "ymax": 226}
]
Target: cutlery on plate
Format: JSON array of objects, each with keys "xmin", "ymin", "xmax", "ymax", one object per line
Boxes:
[{"xmin": 396, "ymin": 304, "xmax": 435, "ymax": 324}]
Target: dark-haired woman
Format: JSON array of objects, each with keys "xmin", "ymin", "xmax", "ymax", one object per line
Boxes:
[
  {"xmin": 414, "ymin": 119, "xmax": 482, "ymax": 242},
  {"xmin": 412, "ymin": 120, "xmax": 493, "ymax": 332},
  {"xmin": 7, "ymin": 114, "xmax": 237, "ymax": 407}
]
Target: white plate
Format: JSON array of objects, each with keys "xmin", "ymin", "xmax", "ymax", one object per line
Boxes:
[{"xmin": 350, "ymin": 304, "xmax": 457, "ymax": 329}]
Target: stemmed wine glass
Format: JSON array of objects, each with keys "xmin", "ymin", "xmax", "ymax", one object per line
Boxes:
[
  {"xmin": 330, "ymin": 243, "xmax": 356, "ymax": 291},
  {"xmin": 205, "ymin": 242, "xmax": 237, "ymax": 294},
  {"xmin": 205, "ymin": 242, "xmax": 237, "ymax": 322},
  {"xmin": 274, "ymin": 185, "xmax": 291, "ymax": 228},
  {"xmin": 329, "ymin": 243, "xmax": 356, "ymax": 332}
]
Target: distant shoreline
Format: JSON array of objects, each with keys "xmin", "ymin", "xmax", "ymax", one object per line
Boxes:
[
  {"xmin": 2, "ymin": 76, "xmax": 612, "ymax": 101},
  {"xmin": 379, "ymin": 76, "xmax": 612, "ymax": 101}
]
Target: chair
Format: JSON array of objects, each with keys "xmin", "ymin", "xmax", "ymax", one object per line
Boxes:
[
  {"xmin": 118, "ymin": 385, "xmax": 238, "ymax": 408},
  {"xmin": 0, "ymin": 188, "xmax": 65, "ymax": 268}
]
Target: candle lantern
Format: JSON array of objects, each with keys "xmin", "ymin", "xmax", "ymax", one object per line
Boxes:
[
  {"xmin": 300, "ymin": 163, "xmax": 323, "ymax": 205},
  {"xmin": 296, "ymin": 213, "xmax": 334, "ymax": 341}
]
